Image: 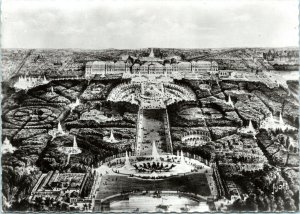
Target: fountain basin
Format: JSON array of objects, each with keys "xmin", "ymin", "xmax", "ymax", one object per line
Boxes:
[{"xmin": 112, "ymin": 155, "xmax": 207, "ymax": 180}]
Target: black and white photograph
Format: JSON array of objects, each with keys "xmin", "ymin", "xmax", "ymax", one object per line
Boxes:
[{"xmin": 1, "ymin": 0, "xmax": 299, "ymax": 212}]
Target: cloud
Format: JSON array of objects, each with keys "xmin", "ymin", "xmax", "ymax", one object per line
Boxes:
[{"xmin": 1, "ymin": 0, "xmax": 298, "ymax": 48}]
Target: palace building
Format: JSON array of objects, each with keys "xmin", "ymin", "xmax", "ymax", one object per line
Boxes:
[{"xmin": 85, "ymin": 48, "xmax": 218, "ymax": 78}]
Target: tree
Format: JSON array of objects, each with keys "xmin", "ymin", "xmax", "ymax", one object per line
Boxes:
[
  {"xmin": 45, "ymin": 197, "xmax": 51, "ymax": 207},
  {"xmin": 55, "ymin": 201, "xmax": 62, "ymax": 211},
  {"xmin": 289, "ymin": 146, "xmax": 294, "ymax": 153},
  {"xmin": 293, "ymin": 191, "xmax": 299, "ymax": 210},
  {"xmin": 245, "ymin": 193, "xmax": 258, "ymax": 211},
  {"xmin": 83, "ymin": 203, "xmax": 88, "ymax": 211},
  {"xmin": 257, "ymin": 194, "xmax": 266, "ymax": 211},
  {"xmin": 286, "ymin": 137, "xmax": 291, "ymax": 148},
  {"xmin": 263, "ymin": 195, "xmax": 271, "ymax": 211},
  {"xmin": 11, "ymin": 198, "xmax": 31, "ymax": 211},
  {"xmin": 61, "ymin": 203, "xmax": 69, "ymax": 211},
  {"xmin": 285, "ymin": 197, "xmax": 297, "ymax": 211},
  {"xmin": 231, "ymin": 199, "xmax": 244, "ymax": 211},
  {"xmin": 276, "ymin": 196, "xmax": 285, "ymax": 211},
  {"xmin": 293, "ymin": 147, "xmax": 298, "ymax": 153},
  {"xmin": 269, "ymin": 195, "xmax": 277, "ymax": 212},
  {"xmin": 34, "ymin": 197, "xmax": 43, "ymax": 211}
]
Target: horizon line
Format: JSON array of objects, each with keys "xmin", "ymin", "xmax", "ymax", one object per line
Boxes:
[{"xmin": 2, "ymin": 46, "xmax": 299, "ymax": 51}]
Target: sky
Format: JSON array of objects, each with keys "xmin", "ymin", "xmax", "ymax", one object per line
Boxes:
[{"xmin": 1, "ymin": 0, "xmax": 299, "ymax": 49}]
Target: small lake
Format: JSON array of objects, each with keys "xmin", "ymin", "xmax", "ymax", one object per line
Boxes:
[{"xmin": 109, "ymin": 195, "xmax": 210, "ymax": 212}]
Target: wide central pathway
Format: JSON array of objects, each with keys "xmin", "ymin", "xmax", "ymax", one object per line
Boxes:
[{"xmin": 139, "ymin": 109, "xmax": 166, "ymax": 156}]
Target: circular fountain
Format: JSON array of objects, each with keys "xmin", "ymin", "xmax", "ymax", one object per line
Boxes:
[{"xmin": 112, "ymin": 142, "xmax": 207, "ymax": 179}]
